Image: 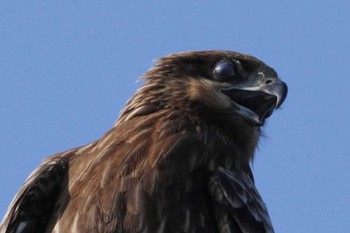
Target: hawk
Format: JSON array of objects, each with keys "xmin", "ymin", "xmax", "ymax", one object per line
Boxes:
[{"xmin": 1, "ymin": 50, "xmax": 287, "ymax": 233}]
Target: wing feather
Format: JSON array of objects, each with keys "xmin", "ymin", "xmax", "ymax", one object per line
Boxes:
[
  {"xmin": 208, "ymin": 168, "xmax": 274, "ymax": 233},
  {"xmin": 0, "ymin": 157, "xmax": 68, "ymax": 233}
]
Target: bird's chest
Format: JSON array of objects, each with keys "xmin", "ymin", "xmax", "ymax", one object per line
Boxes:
[
  {"xmin": 58, "ymin": 128, "xmax": 241, "ymax": 232},
  {"xmin": 120, "ymin": 170, "xmax": 218, "ymax": 233},
  {"xmin": 59, "ymin": 170, "xmax": 219, "ymax": 233}
]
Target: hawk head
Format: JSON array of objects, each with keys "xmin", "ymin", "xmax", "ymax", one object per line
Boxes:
[
  {"xmin": 115, "ymin": 50, "xmax": 287, "ymax": 164},
  {"xmin": 118, "ymin": 50, "xmax": 287, "ymax": 128}
]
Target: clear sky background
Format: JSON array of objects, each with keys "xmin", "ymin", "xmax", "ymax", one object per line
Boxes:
[{"xmin": 0, "ymin": 1, "xmax": 349, "ymax": 232}]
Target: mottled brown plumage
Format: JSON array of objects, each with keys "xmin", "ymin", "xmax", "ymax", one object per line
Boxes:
[{"xmin": 0, "ymin": 50, "xmax": 287, "ymax": 233}]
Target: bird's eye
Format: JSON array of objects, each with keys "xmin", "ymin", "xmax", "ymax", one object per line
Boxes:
[{"xmin": 213, "ymin": 61, "xmax": 239, "ymax": 81}]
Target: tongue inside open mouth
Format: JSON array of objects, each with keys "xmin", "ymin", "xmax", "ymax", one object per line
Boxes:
[{"xmin": 221, "ymin": 88, "xmax": 278, "ymax": 126}]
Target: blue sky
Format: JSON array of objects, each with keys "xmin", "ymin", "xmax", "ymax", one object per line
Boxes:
[{"xmin": 1, "ymin": 1, "xmax": 349, "ymax": 232}]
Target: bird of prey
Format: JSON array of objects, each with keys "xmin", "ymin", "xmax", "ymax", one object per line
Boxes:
[{"xmin": 1, "ymin": 50, "xmax": 287, "ymax": 233}]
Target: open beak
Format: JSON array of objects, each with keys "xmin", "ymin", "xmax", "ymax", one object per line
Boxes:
[{"xmin": 221, "ymin": 79, "xmax": 288, "ymax": 126}]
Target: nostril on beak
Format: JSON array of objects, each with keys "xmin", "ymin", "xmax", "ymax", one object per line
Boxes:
[{"xmin": 265, "ymin": 78, "xmax": 274, "ymax": 85}]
